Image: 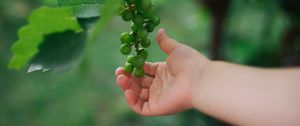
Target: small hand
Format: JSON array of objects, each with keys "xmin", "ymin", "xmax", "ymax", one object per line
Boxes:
[{"xmin": 115, "ymin": 28, "xmax": 210, "ymax": 116}]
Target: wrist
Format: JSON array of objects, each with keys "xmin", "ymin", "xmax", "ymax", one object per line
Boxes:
[{"xmin": 190, "ymin": 60, "xmax": 222, "ymax": 109}]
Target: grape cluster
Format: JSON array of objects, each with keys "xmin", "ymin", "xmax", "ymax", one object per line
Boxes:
[{"xmin": 119, "ymin": 0, "xmax": 160, "ymax": 77}]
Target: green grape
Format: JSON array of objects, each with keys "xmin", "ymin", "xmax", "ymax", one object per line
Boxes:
[
  {"xmin": 136, "ymin": 0, "xmax": 151, "ymax": 12},
  {"xmin": 139, "ymin": 49, "xmax": 148, "ymax": 59},
  {"xmin": 150, "ymin": 15, "xmax": 160, "ymax": 26},
  {"xmin": 145, "ymin": 23, "xmax": 155, "ymax": 32},
  {"xmin": 132, "ymin": 55, "xmax": 145, "ymax": 68},
  {"xmin": 137, "ymin": 29, "xmax": 148, "ymax": 40},
  {"xmin": 143, "ymin": 6, "xmax": 155, "ymax": 18},
  {"xmin": 134, "ymin": 68, "xmax": 144, "ymax": 77},
  {"xmin": 120, "ymin": 44, "xmax": 131, "ymax": 55},
  {"xmin": 120, "ymin": 32, "xmax": 133, "ymax": 44},
  {"xmin": 127, "ymin": 55, "xmax": 135, "ymax": 63},
  {"xmin": 124, "ymin": 62, "xmax": 134, "ymax": 73},
  {"xmin": 141, "ymin": 38, "xmax": 151, "ymax": 48},
  {"xmin": 121, "ymin": 9, "xmax": 133, "ymax": 22}
]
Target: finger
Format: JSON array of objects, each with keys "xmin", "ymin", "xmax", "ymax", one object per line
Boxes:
[
  {"xmin": 115, "ymin": 67, "xmax": 131, "ymax": 78},
  {"xmin": 133, "ymin": 100, "xmax": 156, "ymax": 116},
  {"xmin": 125, "ymin": 90, "xmax": 156, "ymax": 116},
  {"xmin": 130, "ymin": 80, "xmax": 142, "ymax": 96},
  {"xmin": 116, "ymin": 74, "xmax": 142, "ymax": 94},
  {"xmin": 117, "ymin": 65, "xmax": 155, "ymax": 87},
  {"xmin": 115, "ymin": 67, "xmax": 123, "ymax": 76},
  {"xmin": 157, "ymin": 28, "xmax": 182, "ymax": 55},
  {"xmin": 116, "ymin": 75, "xmax": 132, "ymax": 90},
  {"xmin": 129, "ymin": 97, "xmax": 155, "ymax": 116},
  {"xmin": 129, "ymin": 74, "xmax": 154, "ymax": 88},
  {"xmin": 139, "ymin": 89, "xmax": 149, "ymax": 101},
  {"xmin": 125, "ymin": 89, "xmax": 138, "ymax": 106},
  {"xmin": 141, "ymin": 102, "xmax": 154, "ymax": 116},
  {"xmin": 140, "ymin": 75, "xmax": 154, "ymax": 88},
  {"xmin": 143, "ymin": 62, "xmax": 160, "ymax": 77}
]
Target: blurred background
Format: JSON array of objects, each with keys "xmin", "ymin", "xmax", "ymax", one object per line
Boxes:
[{"xmin": 1, "ymin": 0, "xmax": 299, "ymax": 125}]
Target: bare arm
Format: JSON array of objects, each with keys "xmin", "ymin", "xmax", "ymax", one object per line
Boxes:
[{"xmin": 193, "ymin": 61, "xmax": 300, "ymax": 126}]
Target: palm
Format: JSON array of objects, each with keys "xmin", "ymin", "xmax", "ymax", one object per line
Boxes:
[
  {"xmin": 147, "ymin": 61, "xmax": 192, "ymax": 116},
  {"xmin": 116, "ymin": 47, "xmax": 202, "ymax": 116},
  {"xmin": 148, "ymin": 47, "xmax": 202, "ymax": 115}
]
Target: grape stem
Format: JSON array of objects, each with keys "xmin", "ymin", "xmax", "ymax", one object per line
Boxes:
[{"xmin": 135, "ymin": 42, "xmax": 140, "ymax": 55}]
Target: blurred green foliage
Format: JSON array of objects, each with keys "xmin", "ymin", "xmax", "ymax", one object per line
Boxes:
[{"xmin": 0, "ymin": 0, "xmax": 291, "ymax": 126}]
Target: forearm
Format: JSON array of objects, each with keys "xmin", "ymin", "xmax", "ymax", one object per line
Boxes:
[{"xmin": 192, "ymin": 61, "xmax": 300, "ymax": 126}]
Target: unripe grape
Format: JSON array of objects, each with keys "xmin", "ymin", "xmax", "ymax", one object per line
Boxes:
[
  {"xmin": 145, "ymin": 23, "xmax": 155, "ymax": 32},
  {"xmin": 120, "ymin": 32, "xmax": 133, "ymax": 44},
  {"xmin": 141, "ymin": 38, "xmax": 151, "ymax": 48},
  {"xmin": 139, "ymin": 49, "xmax": 148, "ymax": 59},
  {"xmin": 150, "ymin": 15, "xmax": 160, "ymax": 26},
  {"xmin": 137, "ymin": 29, "xmax": 148, "ymax": 40},
  {"xmin": 127, "ymin": 55, "xmax": 135, "ymax": 63},
  {"xmin": 136, "ymin": 0, "xmax": 151, "ymax": 12},
  {"xmin": 124, "ymin": 62, "xmax": 134, "ymax": 73},
  {"xmin": 132, "ymin": 55, "xmax": 145, "ymax": 68},
  {"xmin": 134, "ymin": 68, "xmax": 144, "ymax": 77},
  {"xmin": 143, "ymin": 6, "xmax": 155, "ymax": 18},
  {"xmin": 120, "ymin": 44, "xmax": 131, "ymax": 55},
  {"xmin": 121, "ymin": 9, "xmax": 133, "ymax": 22}
]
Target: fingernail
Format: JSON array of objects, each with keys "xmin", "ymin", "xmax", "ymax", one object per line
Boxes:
[
  {"xmin": 115, "ymin": 67, "xmax": 123, "ymax": 76},
  {"xmin": 157, "ymin": 28, "xmax": 165, "ymax": 42}
]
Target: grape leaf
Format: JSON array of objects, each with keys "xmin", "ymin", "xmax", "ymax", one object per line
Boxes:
[
  {"xmin": 28, "ymin": 30, "xmax": 87, "ymax": 73},
  {"xmin": 58, "ymin": 0, "xmax": 122, "ymax": 44},
  {"xmin": 9, "ymin": 7, "xmax": 83, "ymax": 69}
]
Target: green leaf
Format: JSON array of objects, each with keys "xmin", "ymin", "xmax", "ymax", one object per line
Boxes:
[
  {"xmin": 59, "ymin": 0, "xmax": 122, "ymax": 44},
  {"xmin": 28, "ymin": 31, "xmax": 87, "ymax": 73},
  {"xmin": 9, "ymin": 7, "xmax": 83, "ymax": 69}
]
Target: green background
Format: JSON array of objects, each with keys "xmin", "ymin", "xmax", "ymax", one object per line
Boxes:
[{"xmin": 0, "ymin": 0, "xmax": 290, "ymax": 125}]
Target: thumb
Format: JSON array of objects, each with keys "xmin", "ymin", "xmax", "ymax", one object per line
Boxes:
[{"xmin": 157, "ymin": 28, "xmax": 182, "ymax": 55}]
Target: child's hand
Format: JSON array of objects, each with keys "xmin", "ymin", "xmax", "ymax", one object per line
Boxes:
[{"xmin": 115, "ymin": 28, "xmax": 210, "ymax": 116}]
